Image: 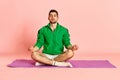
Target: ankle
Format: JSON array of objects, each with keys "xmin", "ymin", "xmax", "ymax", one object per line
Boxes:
[{"xmin": 52, "ymin": 60, "xmax": 56, "ymax": 65}]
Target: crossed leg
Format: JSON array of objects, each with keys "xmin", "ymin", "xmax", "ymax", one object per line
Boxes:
[
  {"xmin": 54, "ymin": 49, "xmax": 74, "ymax": 61},
  {"xmin": 31, "ymin": 49, "xmax": 74, "ymax": 66},
  {"xmin": 31, "ymin": 52, "xmax": 53, "ymax": 65}
]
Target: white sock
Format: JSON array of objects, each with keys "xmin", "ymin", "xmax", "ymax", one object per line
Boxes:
[
  {"xmin": 52, "ymin": 61, "xmax": 72, "ymax": 68},
  {"xmin": 35, "ymin": 62, "xmax": 44, "ymax": 66}
]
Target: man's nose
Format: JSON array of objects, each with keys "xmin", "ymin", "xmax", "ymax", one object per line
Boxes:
[{"xmin": 51, "ymin": 16, "xmax": 54, "ymax": 18}]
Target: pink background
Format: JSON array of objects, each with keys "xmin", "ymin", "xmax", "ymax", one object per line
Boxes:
[
  {"xmin": 0, "ymin": 0, "xmax": 120, "ymax": 55},
  {"xmin": 0, "ymin": 1, "xmax": 120, "ymax": 80}
]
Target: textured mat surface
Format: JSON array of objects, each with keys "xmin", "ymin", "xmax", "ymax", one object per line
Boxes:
[{"xmin": 7, "ymin": 59, "xmax": 116, "ymax": 68}]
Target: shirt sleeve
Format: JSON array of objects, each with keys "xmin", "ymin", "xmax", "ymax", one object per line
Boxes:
[
  {"xmin": 34, "ymin": 29, "xmax": 44, "ymax": 49},
  {"xmin": 63, "ymin": 29, "xmax": 72, "ymax": 49}
]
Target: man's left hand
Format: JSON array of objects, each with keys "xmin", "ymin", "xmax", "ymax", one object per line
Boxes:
[{"xmin": 71, "ymin": 45, "xmax": 78, "ymax": 51}]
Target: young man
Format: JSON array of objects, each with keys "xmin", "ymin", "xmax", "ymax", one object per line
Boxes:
[{"xmin": 29, "ymin": 9, "xmax": 78, "ymax": 67}]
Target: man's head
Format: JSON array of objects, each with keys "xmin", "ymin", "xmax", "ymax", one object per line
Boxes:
[{"xmin": 48, "ymin": 9, "xmax": 59, "ymax": 24}]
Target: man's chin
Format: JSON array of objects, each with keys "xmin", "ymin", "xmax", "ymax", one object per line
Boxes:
[{"xmin": 50, "ymin": 21, "xmax": 57, "ymax": 24}]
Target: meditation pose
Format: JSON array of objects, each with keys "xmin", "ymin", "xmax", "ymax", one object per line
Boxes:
[{"xmin": 29, "ymin": 9, "xmax": 78, "ymax": 67}]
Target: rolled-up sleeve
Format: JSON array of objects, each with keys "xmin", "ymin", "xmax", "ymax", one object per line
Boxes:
[
  {"xmin": 34, "ymin": 29, "xmax": 44, "ymax": 49},
  {"xmin": 63, "ymin": 29, "xmax": 72, "ymax": 49}
]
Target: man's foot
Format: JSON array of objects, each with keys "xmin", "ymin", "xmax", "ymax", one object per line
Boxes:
[
  {"xmin": 35, "ymin": 62, "xmax": 44, "ymax": 66},
  {"xmin": 67, "ymin": 62, "xmax": 73, "ymax": 68},
  {"xmin": 53, "ymin": 61, "xmax": 73, "ymax": 68}
]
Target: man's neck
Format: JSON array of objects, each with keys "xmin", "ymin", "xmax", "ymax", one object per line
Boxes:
[
  {"xmin": 50, "ymin": 23, "xmax": 57, "ymax": 27},
  {"xmin": 50, "ymin": 23, "xmax": 57, "ymax": 31}
]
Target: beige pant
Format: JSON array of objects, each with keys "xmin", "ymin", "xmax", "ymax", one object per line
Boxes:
[{"xmin": 44, "ymin": 53, "xmax": 59, "ymax": 60}]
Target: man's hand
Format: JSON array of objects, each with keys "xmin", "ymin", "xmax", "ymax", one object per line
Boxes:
[
  {"xmin": 71, "ymin": 45, "xmax": 78, "ymax": 51},
  {"xmin": 28, "ymin": 46, "xmax": 39, "ymax": 53}
]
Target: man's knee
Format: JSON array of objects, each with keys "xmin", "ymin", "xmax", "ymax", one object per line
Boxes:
[{"xmin": 66, "ymin": 50, "xmax": 74, "ymax": 58}]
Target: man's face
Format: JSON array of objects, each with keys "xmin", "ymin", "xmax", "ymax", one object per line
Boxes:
[{"xmin": 48, "ymin": 12, "xmax": 58, "ymax": 24}]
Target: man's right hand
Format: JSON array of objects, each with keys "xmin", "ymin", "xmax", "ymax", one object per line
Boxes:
[{"xmin": 28, "ymin": 46, "xmax": 39, "ymax": 52}]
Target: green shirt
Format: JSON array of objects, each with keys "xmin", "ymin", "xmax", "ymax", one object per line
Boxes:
[{"xmin": 34, "ymin": 23, "xmax": 72, "ymax": 55}]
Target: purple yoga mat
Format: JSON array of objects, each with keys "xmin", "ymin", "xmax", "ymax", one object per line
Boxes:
[{"xmin": 7, "ymin": 59, "xmax": 116, "ymax": 68}]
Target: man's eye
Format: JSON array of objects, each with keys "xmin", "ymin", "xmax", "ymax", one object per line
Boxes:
[{"xmin": 54, "ymin": 15, "xmax": 57, "ymax": 17}]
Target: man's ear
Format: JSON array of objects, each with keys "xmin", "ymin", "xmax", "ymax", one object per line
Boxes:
[
  {"xmin": 48, "ymin": 17, "xmax": 49, "ymax": 20},
  {"xmin": 57, "ymin": 16, "xmax": 59, "ymax": 20}
]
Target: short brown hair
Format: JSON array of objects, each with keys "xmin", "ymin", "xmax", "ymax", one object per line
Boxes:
[{"xmin": 49, "ymin": 9, "xmax": 58, "ymax": 16}]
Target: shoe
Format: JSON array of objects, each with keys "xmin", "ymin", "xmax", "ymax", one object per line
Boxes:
[
  {"xmin": 35, "ymin": 62, "xmax": 44, "ymax": 66},
  {"xmin": 67, "ymin": 62, "xmax": 73, "ymax": 68}
]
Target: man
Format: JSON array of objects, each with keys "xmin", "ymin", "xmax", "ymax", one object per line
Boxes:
[{"xmin": 29, "ymin": 9, "xmax": 78, "ymax": 67}]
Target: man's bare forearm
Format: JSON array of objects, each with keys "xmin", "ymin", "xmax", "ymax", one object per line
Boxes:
[
  {"xmin": 67, "ymin": 45, "xmax": 73, "ymax": 50},
  {"xmin": 33, "ymin": 46, "xmax": 39, "ymax": 52}
]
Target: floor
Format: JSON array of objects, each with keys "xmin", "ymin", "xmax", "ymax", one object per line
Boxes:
[{"xmin": 0, "ymin": 52, "xmax": 120, "ymax": 80}]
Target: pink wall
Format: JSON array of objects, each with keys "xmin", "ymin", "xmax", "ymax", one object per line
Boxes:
[{"xmin": 0, "ymin": 0, "xmax": 120, "ymax": 54}]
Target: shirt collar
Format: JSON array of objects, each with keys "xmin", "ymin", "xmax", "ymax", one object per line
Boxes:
[{"xmin": 47, "ymin": 23, "xmax": 60, "ymax": 30}]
